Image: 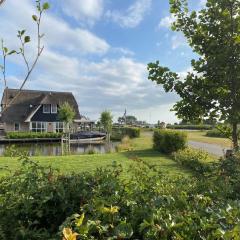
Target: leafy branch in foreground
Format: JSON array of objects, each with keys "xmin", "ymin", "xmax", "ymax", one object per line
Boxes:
[
  {"xmin": 148, "ymin": 0, "xmax": 240, "ymax": 151},
  {"xmin": 0, "ymin": 0, "xmax": 50, "ymax": 111}
]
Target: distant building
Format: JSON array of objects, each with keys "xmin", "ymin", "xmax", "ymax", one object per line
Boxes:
[{"xmin": 0, "ymin": 88, "xmax": 93, "ymax": 133}]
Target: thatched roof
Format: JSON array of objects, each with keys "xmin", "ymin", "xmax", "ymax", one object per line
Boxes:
[{"xmin": 0, "ymin": 88, "xmax": 81, "ymax": 123}]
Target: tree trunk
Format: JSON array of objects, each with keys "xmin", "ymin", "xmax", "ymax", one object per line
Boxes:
[{"xmin": 232, "ymin": 122, "xmax": 239, "ymax": 152}]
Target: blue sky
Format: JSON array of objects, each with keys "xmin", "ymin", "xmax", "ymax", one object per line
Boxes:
[{"xmin": 0, "ymin": 0, "xmax": 206, "ymax": 123}]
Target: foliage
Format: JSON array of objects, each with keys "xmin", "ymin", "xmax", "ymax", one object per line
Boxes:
[
  {"xmin": 1, "ymin": 0, "xmax": 49, "ymax": 108},
  {"xmin": 6, "ymin": 131, "xmax": 62, "ymax": 139},
  {"xmin": 0, "ymin": 156, "xmax": 103, "ymax": 239},
  {"xmin": 148, "ymin": 0, "xmax": 240, "ymax": 149},
  {"xmin": 216, "ymin": 153, "xmax": 240, "ymax": 199},
  {"xmin": 116, "ymin": 136, "xmax": 133, "ymax": 152},
  {"xmin": 100, "ymin": 111, "xmax": 113, "ymax": 133},
  {"xmin": 118, "ymin": 115, "xmax": 137, "ymax": 125},
  {"xmin": 206, "ymin": 125, "xmax": 240, "ymax": 139},
  {"xmin": 58, "ymin": 102, "xmax": 76, "ymax": 125},
  {"xmin": 167, "ymin": 124, "xmax": 212, "ymax": 130},
  {"xmin": 1, "ymin": 154, "xmax": 240, "ymax": 239},
  {"xmin": 173, "ymin": 148, "xmax": 212, "ymax": 175},
  {"xmin": 111, "ymin": 127, "xmax": 140, "ymax": 140},
  {"xmin": 153, "ymin": 129, "xmax": 187, "ymax": 154}
]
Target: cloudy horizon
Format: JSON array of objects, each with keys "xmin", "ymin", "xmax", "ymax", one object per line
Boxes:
[{"xmin": 0, "ymin": 0, "xmax": 202, "ymax": 123}]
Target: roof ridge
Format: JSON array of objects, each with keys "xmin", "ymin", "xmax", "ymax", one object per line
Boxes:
[{"xmin": 5, "ymin": 88, "xmax": 73, "ymax": 94}]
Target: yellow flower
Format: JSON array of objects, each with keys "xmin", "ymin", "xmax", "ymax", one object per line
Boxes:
[{"xmin": 62, "ymin": 228, "xmax": 79, "ymax": 240}]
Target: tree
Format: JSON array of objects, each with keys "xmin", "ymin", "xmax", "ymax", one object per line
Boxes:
[
  {"xmin": 58, "ymin": 102, "xmax": 76, "ymax": 133},
  {"xmin": 148, "ymin": 0, "xmax": 240, "ymax": 151},
  {"xmin": 0, "ymin": 0, "xmax": 49, "ymax": 111},
  {"xmin": 118, "ymin": 115, "xmax": 137, "ymax": 125},
  {"xmin": 100, "ymin": 111, "xmax": 113, "ymax": 142}
]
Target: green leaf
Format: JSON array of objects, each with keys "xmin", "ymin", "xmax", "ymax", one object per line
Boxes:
[
  {"xmin": 32, "ymin": 15, "xmax": 38, "ymax": 22},
  {"xmin": 20, "ymin": 30, "xmax": 26, "ymax": 36},
  {"xmin": 115, "ymin": 222, "xmax": 133, "ymax": 239},
  {"xmin": 8, "ymin": 50, "xmax": 16, "ymax": 55},
  {"xmin": 24, "ymin": 36, "xmax": 31, "ymax": 43},
  {"xmin": 42, "ymin": 2, "xmax": 50, "ymax": 10},
  {"xmin": 3, "ymin": 47, "xmax": 8, "ymax": 54},
  {"xmin": 75, "ymin": 213, "xmax": 85, "ymax": 227}
]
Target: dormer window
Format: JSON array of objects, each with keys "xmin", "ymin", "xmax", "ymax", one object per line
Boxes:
[
  {"xmin": 43, "ymin": 104, "xmax": 51, "ymax": 113},
  {"xmin": 51, "ymin": 104, "xmax": 57, "ymax": 113}
]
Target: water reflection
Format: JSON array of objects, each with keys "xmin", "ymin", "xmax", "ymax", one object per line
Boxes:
[{"xmin": 0, "ymin": 141, "xmax": 118, "ymax": 156}]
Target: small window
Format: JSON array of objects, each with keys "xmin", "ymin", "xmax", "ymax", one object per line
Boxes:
[
  {"xmin": 43, "ymin": 104, "xmax": 51, "ymax": 113},
  {"xmin": 55, "ymin": 122, "xmax": 64, "ymax": 133},
  {"xmin": 31, "ymin": 122, "xmax": 47, "ymax": 133},
  {"xmin": 14, "ymin": 123, "xmax": 20, "ymax": 131},
  {"xmin": 51, "ymin": 104, "xmax": 57, "ymax": 113}
]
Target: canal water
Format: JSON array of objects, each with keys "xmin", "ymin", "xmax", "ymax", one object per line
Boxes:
[{"xmin": 0, "ymin": 141, "xmax": 119, "ymax": 156}]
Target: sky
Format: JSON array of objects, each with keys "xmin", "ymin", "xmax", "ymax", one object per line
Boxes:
[{"xmin": 0, "ymin": 0, "xmax": 206, "ymax": 123}]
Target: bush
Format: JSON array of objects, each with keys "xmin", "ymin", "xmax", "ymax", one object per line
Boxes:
[
  {"xmin": 206, "ymin": 127, "xmax": 240, "ymax": 139},
  {"xmin": 153, "ymin": 129, "xmax": 187, "ymax": 154},
  {"xmin": 216, "ymin": 153, "xmax": 240, "ymax": 199},
  {"xmin": 111, "ymin": 127, "xmax": 140, "ymax": 140},
  {"xmin": 1, "ymin": 156, "xmax": 240, "ymax": 239},
  {"xmin": 173, "ymin": 148, "xmax": 213, "ymax": 174},
  {"xmin": 167, "ymin": 124, "xmax": 212, "ymax": 130},
  {"xmin": 6, "ymin": 131, "xmax": 62, "ymax": 139},
  {"xmin": 0, "ymin": 156, "xmax": 122, "ymax": 239},
  {"xmin": 116, "ymin": 136, "xmax": 133, "ymax": 152}
]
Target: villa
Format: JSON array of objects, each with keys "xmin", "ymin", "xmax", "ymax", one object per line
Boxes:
[{"xmin": 0, "ymin": 88, "xmax": 94, "ymax": 133}]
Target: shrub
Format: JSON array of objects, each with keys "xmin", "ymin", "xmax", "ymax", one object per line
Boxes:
[
  {"xmin": 111, "ymin": 127, "xmax": 140, "ymax": 140},
  {"xmin": 173, "ymin": 148, "xmax": 213, "ymax": 174},
  {"xmin": 206, "ymin": 127, "xmax": 240, "ymax": 139},
  {"xmin": 153, "ymin": 129, "xmax": 187, "ymax": 154},
  {"xmin": 216, "ymin": 153, "xmax": 240, "ymax": 199},
  {"xmin": 6, "ymin": 131, "xmax": 62, "ymax": 139},
  {"xmin": 1, "ymin": 156, "xmax": 240, "ymax": 239},
  {"xmin": 0, "ymin": 156, "xmax": 122, "ymax": 239},
  {"xmin": 116, "ymin": 136, "xmax": 133, "ymax": 152},
  {"xmin": 166, "ymin": 124, "xmax": 212, "ymax": 130}
]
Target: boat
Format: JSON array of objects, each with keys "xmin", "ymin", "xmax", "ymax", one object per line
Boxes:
[{"xmin": 70, "ymin": 131, "xmax": 106, "ymax": 144}]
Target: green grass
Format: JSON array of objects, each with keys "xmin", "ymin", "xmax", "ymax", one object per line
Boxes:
[
  {"xmin": 187, "ymin": 131, "xmax": 232, "ymax": 148},
  {"xmin": 0, "ymin": 131, "xmax": 190, "ymax": 178}
]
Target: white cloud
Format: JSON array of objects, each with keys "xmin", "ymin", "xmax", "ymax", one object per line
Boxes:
[
  {"xmin": 59, "ymin": 0, "xmax": 104, "ymax": 26},
  {"xmin": 171, "ymin": 34, "xmax": 187, "ymax": 50},
  {"xmin": 106, "ymin": 0, "xmax": 152, "ymax": 28},
  {"xmin": 112, "ymin": 47, "xmax": 135, "ymax": 56},
  {"xmin": 159, "ymin": 14, "xmax": 176, "ymax": 29},
  {"xmin": 0, "ymin": 0, "xmax": 110, "ymax": 55},
  {"xmin": 200, "ymin": 0, "xmax": 207, "ymax": 7},
  {"xmin": 18, "ymin": 53, "xmax": 178, "ymax": 122},
  {"xmin": 0, "ymin": 0, "xmax": 181, "ymax": 124}
]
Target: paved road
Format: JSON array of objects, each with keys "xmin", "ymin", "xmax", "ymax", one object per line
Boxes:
[{"xmin": 188, "ymin": 141, "xmax": 227, "ymax": 157}]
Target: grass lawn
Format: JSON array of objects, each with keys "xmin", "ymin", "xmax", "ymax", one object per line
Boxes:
[
  {"xmin": 0, "ymin": 131, "xmax": 190, "ymax": 178},
  {"xmin": 187, "ymin": 131, "xmax": 232, "ymax": 148}
]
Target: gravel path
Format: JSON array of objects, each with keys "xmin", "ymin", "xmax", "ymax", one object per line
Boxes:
[{"xmin": 188, "ymin": 140, "xmax": 227, "ymax": 157}]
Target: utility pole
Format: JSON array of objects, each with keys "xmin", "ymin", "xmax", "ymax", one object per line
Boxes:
[{"xmin": 124, "ymin": 109, "xmax": 127, "ymax": 126}]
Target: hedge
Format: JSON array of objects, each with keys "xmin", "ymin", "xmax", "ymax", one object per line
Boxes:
[
  {"xmin": 2, "ymin": 156, "xmax": 240, "ymax": 239},
  {"xmin": 173, "ymin": 148, "xmax": 212, "ymax": 175},
  {"xmin": 6, "ymin": 132, "xmax": 62, "ymax": 139},
  {"xmin": 153, "ymin": 129, "xmax": 187, "ymax": 154},
  {"xmin": 111, "ymin": 127, "xmax": 140, "ymax": 140},
  {"xmin": 167, "ymin": 124, "xmax": 213, "ymax": 130}
]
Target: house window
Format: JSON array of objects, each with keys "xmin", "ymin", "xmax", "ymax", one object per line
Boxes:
[
  {"xmin": 51, "ymin": 104, "xmax": 57, "ymax": 113},
  {"xmin": 55, "ymin": 122, "xmax": 64, "ymax": 133},
  {"xmin": 14, "ymin": 123, "xmax": 20, "ymax": 131},
  {"xmin": 31, "ymin": 122, "xmax": 47, "ymax": 132},
  {"xmin": 43, "ymin": 104, "xmax": 51, "ymax": 113}
]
